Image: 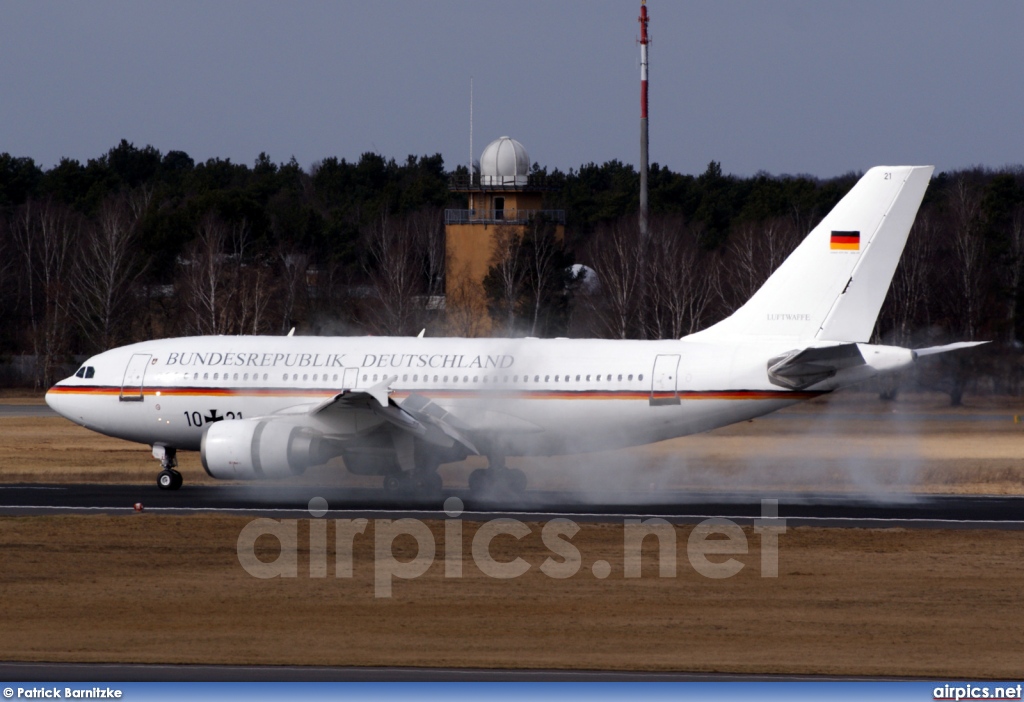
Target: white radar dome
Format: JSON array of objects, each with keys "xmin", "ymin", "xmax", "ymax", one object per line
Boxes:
[{"xmin": 479, "ymin": 136, "xmax": 530, "ymax": 186}]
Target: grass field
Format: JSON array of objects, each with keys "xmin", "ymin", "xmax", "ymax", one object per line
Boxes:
[
  {"xmin": 0, "ymin": 514, "xmax": 1022, "ymax": 676},
  {"xmin": 2, "ymin": 389, "xmax": 1022, "ymax": 675}
]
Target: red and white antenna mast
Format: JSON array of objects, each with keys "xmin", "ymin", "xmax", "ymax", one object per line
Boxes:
[{"xmin": 639, "ymin": 0, "xmax": 650, "ymax": 238}]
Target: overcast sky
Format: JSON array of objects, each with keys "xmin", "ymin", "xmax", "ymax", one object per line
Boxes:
[{"xmin": 2, "ymin": 1, "xmax": 1022, "ymax": 178}]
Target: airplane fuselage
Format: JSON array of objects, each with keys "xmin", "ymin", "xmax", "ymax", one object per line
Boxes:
[{"xmin": 46, "ymin": 334, "xmax": 828, "ymax": 459}]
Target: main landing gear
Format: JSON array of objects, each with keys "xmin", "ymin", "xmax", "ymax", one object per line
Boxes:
[
  {"xmin": 382, "ymin": 451, "xmax": 444, "ymax": 498},
  {"xmin": 383, "ymin": 470, "xmax": 443, "ymax": 496},
  {"xmin": 154, "ymin": 445, "xmax": 182, "ymax": 490},
  {"xmin": 468, "ymin": 453, "xmax": 527, "ymax": 499}
]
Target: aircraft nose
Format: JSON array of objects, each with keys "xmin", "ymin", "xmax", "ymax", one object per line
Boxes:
[
  {"xmin": 45, "ymin": 386, "xmax": 63, "ymax": 413},
  {"xmin": 45, "ymin": 385, "xmax": 76, "ymax": 422}
]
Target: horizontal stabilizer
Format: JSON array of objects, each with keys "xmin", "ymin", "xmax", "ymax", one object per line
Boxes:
[
  {"xmin": 767, "ymin": 343, "xmax": 864, "ymax": 390},
  {"xmin": 913, "ymin": 341, "xmax": 990, "ymax": 358}
]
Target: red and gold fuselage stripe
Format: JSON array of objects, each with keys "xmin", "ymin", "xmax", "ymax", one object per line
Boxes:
[{"xmin": 47, "ymin": 385, "xmax": 823, "ymax": 402}]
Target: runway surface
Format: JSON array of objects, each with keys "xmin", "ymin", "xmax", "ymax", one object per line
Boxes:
[
  {"xmin": 1, "ymin": 483, "xmax": 1021, "ymax": 528},
  {"xmin": 0, "ymin": 403, "xmax": 55, "ymax": 417}
]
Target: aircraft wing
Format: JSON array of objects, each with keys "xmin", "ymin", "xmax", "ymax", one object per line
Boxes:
[{"xmin": 311, "ymin": 377, "xmax": 480, "ymax": 455}]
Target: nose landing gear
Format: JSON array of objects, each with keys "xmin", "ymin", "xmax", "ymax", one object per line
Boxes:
[{"xmin": 153, "ymin": 445, "xmax": 182, "ymax": 490}]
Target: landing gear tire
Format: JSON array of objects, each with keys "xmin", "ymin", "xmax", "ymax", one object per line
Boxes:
[
  {"xmin": 384, "ymin": 471, "xmax": 443, "ymax": 497},
  {"xmin": 154, "ymin": 446, "xmax": 180, "ymax": 490},
  {"xmin": 419, "ymin": 471, "xmax": 443, "ymax": 497},
  {"xmin": 157, "ymin": 469, "xmax": 182, "ymax": 490},
  {"xmin": 468, "ymin": 468, "xmax": 492, "ymax": 494}
]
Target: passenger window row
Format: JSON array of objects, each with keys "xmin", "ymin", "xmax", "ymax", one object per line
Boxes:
[
  {"xmin": 174, "ymin": 371, "xmax": 648, "ymax": 386},
  {"xmin": 358, "ymin": 373, "xmax": 644, "ymax": 384},
  {"xmin": 188, "ymin": 372, "xmax": 271, "ymax": 382}
]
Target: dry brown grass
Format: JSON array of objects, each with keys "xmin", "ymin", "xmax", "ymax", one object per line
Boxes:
[
  {"xmin": 3, "ymin": 391, "xmax": 1023, "ymax": 675},
  {"xmin": 0, "ymin": 514, "xmax": 1022, "ymax": 676}
]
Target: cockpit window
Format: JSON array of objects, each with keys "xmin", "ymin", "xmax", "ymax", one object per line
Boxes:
[
  {"xmin": 75, "ymin": 366, "xmax": 96, "ymax": 379},
  {"xmin": 75, "ymin": 367, "xmax": 86, "ymax": 378}
]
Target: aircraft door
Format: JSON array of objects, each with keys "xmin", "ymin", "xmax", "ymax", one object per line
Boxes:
[
  {"xmin": 342, "ymin": 367, "xmax": 359, "ymax": 390},
  {"xmin": 650, "ymin": 354, "xmax": 681, "ymax": 406},
  {"xmin": 120, "ymin": 353, "xmax": 152, "ymax": 402}
]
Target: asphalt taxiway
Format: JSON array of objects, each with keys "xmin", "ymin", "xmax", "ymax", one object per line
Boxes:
[
  {"xmin": 0, "ymin": 483, "xmax": 1021, "ymax": 529},
  {"xmin": 0, "ymin": 403, "xmax": 55, "ymax": 417}
]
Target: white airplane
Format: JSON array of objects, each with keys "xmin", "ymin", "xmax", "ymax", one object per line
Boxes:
[{"xmin": 46, "ymin": 166, "xmax": 983, "ymax": 493}]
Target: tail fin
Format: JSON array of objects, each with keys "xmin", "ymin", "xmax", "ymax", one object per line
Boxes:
[{"xmin": 688, "ymin": 165, "xmax": 934, "ymax": 343}]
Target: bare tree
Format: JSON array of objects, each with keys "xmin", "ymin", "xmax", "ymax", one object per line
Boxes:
[
  {"xmin": 11, "ymin": 199, "xmax": 77, "ymax": 387},
  {"xmin": 884, "ymin": 211, "xmax": 934, "ymax": 345},
  {"xmin": 236, "ymin": 258, "xmax": 275, "ymax": 335},
  {"xmin": 363, "ymin": 210, "xmax": 422, "ymax": 336},
  {"xmin": 585, "ymin": 217, "xmax": 645, "ymax": 339},
  {"xmin": 940, "ymin": 176, "xmax": 987, "ymax": 406},
  {"xmin": 125, "ymin": 184, "xmax": 153, "ymax": 223},
  {"xmin": 410, "ymin": 207, "xmax": 446, "ymax": 299},
  {"xmin": 648, "ymin": 218, "xmax": 722, "ymax": 338},
  {"xmin": 522, "ymin": 219, "xmax": 566, "ymax": 337},
  {"xmin": 178, "ymin": 215, "xmax": 280, "ymax": 336},
  {"xmin": 227, "ymin": 219, "xmax": 275, "ymax": 335},
  {"xmin": 1004, "ymin": 206, "xmax": 1024, "ymax": 343},
  {"xmin": 179, "ymin": 214, "xmax": 233, "ymax": 336},
  {"xmin": 71, "ymin": 192, "xmax": 147, "ymax": 351},
  {"xmin": 948, "ymin": 176, "xmax": 986, "ymax": 341},
  {"xmin": 277, "ymin": 246, "xmax": 309, "ymax": 335},
  {"xmin": 726, "ymin": 216, "xmax": 799, "ymax": 311},
  {"xmin": 0, "ymin": 215, "xmax": 12, "ymax": 315},
  {"xmin": 486, "ymin": 224, "xmax": 525, "ymax": 336}
]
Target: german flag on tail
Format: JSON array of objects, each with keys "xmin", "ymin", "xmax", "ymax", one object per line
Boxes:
[{"xmin": 830, "ymin": 230, "xmax": 860, "ymax": 251}]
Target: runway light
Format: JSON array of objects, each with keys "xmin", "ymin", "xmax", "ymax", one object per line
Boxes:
[{"xmin": 134, "ymin": 503, "xmax": 144, "ymax": 512}]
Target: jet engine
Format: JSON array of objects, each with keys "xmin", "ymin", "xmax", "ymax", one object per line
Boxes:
[{"xmin": 201, "ymin": 419, "xmax": 341, "ymax": 480}]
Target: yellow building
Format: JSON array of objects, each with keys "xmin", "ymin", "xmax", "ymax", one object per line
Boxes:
[{"xmin": 444, "ymin": 136, "xmax": 565, "ymax": 335}]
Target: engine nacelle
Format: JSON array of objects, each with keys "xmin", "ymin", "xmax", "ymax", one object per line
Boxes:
[{"xmin": 201, "ymin": 419, "xmax": 337, "ymax": 480}]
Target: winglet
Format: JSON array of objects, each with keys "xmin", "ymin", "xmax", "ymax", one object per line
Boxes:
[
  {"xmin": 365, "ymin": 376, "xmax": 395, "ymax": 408},
  {"xmin": 417, "ymin": 329, "xmax": 426, "ymax": 338}
]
